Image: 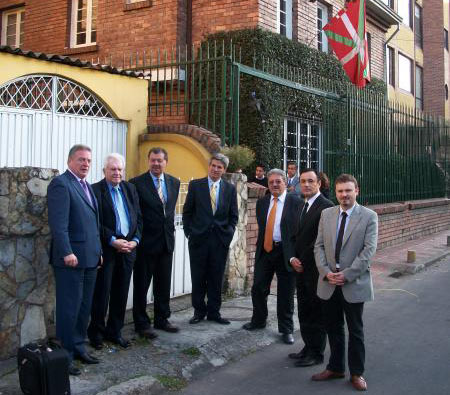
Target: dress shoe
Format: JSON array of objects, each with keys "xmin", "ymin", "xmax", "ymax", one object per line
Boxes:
[
  {"xmin": 288, "ymin": 347, "xmax": 308, "ymax": 360},
  {"xmin": 189, "ymin": 316, "xmax": 205, "ymax": 324},
  {"xmin": 68, "ymin": 364, "xmax": 81, "ymax": 376},
  {"xmin": 74, "ymin": 353, "xmax": 100, "ymax": 365},
  {"xmin": 105, "ymin": 336, "xmax": 131, "ymax": 349},
  {"xmin": 154, "ymin": 321, "xmax": 180, "ymax": 333},
  {"xmin": 350, "ymin": 375, "xmax": 367, "ymax": 391},
  {"xmin": 137, "ymin": 328, "xmax": 158, "ymax": 340},
  {"xmin": 282, "ymin": 333, "xmax": 294, "ymax": 344},
  {"xmin": 242, "ymin": 322, "xmax": 266, "ymax": 331},
  {"xmin": 311, "ymin": 369, "xmax": 345, "ymax": 381},
  {"xmin": 294, "ymin": 355, "xmax": 324, "ymax": 367},
  {"xmin": 207, "ymin": 316, "xmax": 230, "ymax": 325},
  {"xmin": 89, "ymin": 338, "xmax": 104, "ymax": 351}
]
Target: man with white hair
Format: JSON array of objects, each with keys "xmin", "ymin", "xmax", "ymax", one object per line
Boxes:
[{"xmin": 87, "ymin": 153, "xmax": 142, "ymax": 350}]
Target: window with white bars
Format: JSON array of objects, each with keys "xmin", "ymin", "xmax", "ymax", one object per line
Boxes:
[
  {"xmin": 317, "ymin": 3, "xmax": 329, "ymax": 53},
  {"xmin": 283, "ymin": 118, "xmax": 322, "ymax": 171},
  {"xmin": 0, "ymin": 75, "xmax": 113, "ymax": 118},
  {"xmin": 278, "ymin": 0, "xmax": 292, "ymax": 39},
  {"xmin": 1, "ymin": 8, "xmax": 25, "ymax": 48},
  {"xmin": 70, "ymin": 0, "xmax": 98, "ymax": 47}
]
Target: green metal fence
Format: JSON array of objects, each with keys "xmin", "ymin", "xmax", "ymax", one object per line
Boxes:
[{"xmin": 123, "ymin": 42, "xmax": 449, "ymax": 204}]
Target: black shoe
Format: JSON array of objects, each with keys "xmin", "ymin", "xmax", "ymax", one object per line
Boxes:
[
  {"xmin": 154, "ymin": 320, "xmax": 180, "ymax": 333},
  {"xmin": 68, "ymin": 364, "xmax": 81, "ymax": 376},
  {"xmin": 282, "ymin": 333, "xmax": 294, "ymax": 345},
  {"xmin": 74, "ymin": 353, "xmax": 100, "ymax": 364},
  {"xmin": 136, "ymin": 328, "xmax": 158, "ymax": 340},
  {"xmin": 207, "ymin": 316, "xmax": 230, "ymax": 325},
  {"xmin": 242, "ymin": 322, "xmax": 266, "ymax": 331},
  {"xmin": 294, "ymin": 354, "xmax": 324, "ymax": 367},
  {"xmin": 288, "ymin": 347, "xmax": 308, "ymax": 360},
  {"xmin": 89, "ymin": 338, "xmax": 104, "ymax": 350},
  {"xmin": 189, "ymin": 316, "xmax": 205, "ymax": 324},
  {"xmin": 105, "ymin": 336, "xmax": 131, "ymax": 349}
]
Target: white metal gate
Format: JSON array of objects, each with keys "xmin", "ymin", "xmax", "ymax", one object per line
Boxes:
[{"xmin": 0, "ymin": 74, "xmax": 127, "ymax": 183}]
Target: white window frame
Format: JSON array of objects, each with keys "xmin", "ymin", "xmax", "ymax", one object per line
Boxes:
[
  {"xmin": 398, "ymin": 0, "xmax": 412, "ymax": 28},
  {"xmin": 398, "ymin": 53, "xmax": 413, "ymax": 93},
  {"xmin": 277, "ymin": 0, "xmax": 292, "ymax": 40},
  {"xmin": 283, "ymin": 117, "xmax": 322, "ymax": 171},
  {"xmin": 317, "ymin": 2, "xmax": 329, "ymax": 53},
  {"xmin": 1, "ymin": 8, "xmax": 25, "ymax": 48},
  {"xmin": 70, "ymin": 0, "xmax": 97, "ymax": 48}
]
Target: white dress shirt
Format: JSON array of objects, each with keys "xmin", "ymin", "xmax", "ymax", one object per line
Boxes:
[
  {"xmin": 305, "ymin": 191, "xmax": 321, "ymax": 212},
  {"xmin": 266, "ymin": 190, "xmax": 287, "ymax": 242}
]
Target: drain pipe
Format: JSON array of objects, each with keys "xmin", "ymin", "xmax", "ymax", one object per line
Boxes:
[{"xmin": 384, "ymin": 22, "xmax": 400, "ymax": 97}]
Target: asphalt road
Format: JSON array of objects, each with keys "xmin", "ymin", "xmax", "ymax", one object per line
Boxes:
[{"xmin": 172, "ymin": 259, "xmax": 450, "ymax": 395}]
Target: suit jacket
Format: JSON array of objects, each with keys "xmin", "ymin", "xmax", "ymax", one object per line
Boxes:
[
  {"xmin": 314, "ymin": 204, "xmax": 378, "ymax": 303},
  {"xmin": 47, "ymin": 170, "xmax": 102, "ymax": 268},
  {"xmin": 287, "ymin": 175, "xmax": 300, "ymax": 195},
  {"xmin": 249, "ymin": 176, "xmax": 268, "ymax": 188},
  {"xmin": 294, "ymin": 194, "xmax": 334, "ymax": 273},
  {"xmin": 91, "ymin": 178, "xmax": 143, "ymax": 263},
  {"xmin": 182, "ymin": 177, "xmax": 238, "ymax": 248},
  {"xmin": 255, "ymin": 192, "xmax": 301, "ymax": 272},
  {"xmin": 130, "ymin": 172, "xmax": 180, "ymax": 254}
]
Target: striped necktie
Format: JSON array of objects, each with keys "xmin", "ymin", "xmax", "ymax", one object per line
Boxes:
[{"xmin": 210, "ymin": 183, "xmax": 217, "ymax": 214}]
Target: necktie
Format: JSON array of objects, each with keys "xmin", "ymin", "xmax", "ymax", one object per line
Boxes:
[
  {"xmin": 299, "ymin": 201, "xmax": 309, "ymax": 223},
  {"xmin": 264, "ymin": 197, "xmax": 278, "ymax": 253},
  {"xmin": 210, "ymin": 183, "xmax": 217, "ymax": 214},
  {"xmin": 335, "ymin": 212, "xmax": 348, "ymax": 270},
  {"xmin": 112, "ymin": 187, "xmax": 129, "ymax": 237},
  {"xmin": 157, "ymin": 177, "xmax": 165, "ymax": 204},
  {"xmin": 80, "ymin": 179, "xmax": 93, "ymax": 207}
]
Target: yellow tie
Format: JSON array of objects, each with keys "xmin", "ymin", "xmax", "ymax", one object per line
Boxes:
[
  {"xmin": 210, "ymin": 183, "xmax": 217, "ymax": 214},
  {"xmin": 157, "ymin": 178, "xmax": 165, "ymax": 204},
  {"xmin": 264, "ymin": 197, "xmax": 278, "ymax": 253}
]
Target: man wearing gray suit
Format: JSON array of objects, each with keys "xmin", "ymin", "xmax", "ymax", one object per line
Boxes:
[{"xmin": 312, "ymin": 174, "xmax": 378, "ymax": 392}]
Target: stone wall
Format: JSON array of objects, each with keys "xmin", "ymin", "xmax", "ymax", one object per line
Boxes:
[{"xmin": 0, "ymin": 167, "xmax": 58, "ymax": 360}]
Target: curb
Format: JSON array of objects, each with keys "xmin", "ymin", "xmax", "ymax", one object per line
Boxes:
[
  {"xmin": 380, "ymin": 249, "xmax": 450, "ymax": 275},
  {"xmin": 96, "ymin": 376, "xmax": 162, "ymax": 395}
]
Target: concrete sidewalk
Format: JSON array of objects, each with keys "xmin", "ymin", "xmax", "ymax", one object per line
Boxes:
[{"xmin": 0, "ymin": 230, "xmax": 448, "ymax": 395}]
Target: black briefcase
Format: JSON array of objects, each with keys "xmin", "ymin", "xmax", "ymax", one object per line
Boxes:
[{"xmin": 17, "ymin": 340, "xmax": 71, "ymax": 395}]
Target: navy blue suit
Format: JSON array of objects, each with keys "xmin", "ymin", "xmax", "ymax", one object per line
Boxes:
[{"xmin": 47, "ymin": 170, "xmax": 101, "ymax": 360}]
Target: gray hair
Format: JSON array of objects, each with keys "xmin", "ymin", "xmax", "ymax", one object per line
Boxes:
[
  {"xmin": 68, "ymin": 144, "xmax": 91, "ymax": 159},
  {"xmin": 209, "ymin": 153, "xmax": 229, "ymax": 169},
  {"xmin": 267, "ymin": 168, "xmax": 287, "ymax": 183},
  {"xmin": 104, "ymin": 153, "xmax": 125, "ymax": 169}
]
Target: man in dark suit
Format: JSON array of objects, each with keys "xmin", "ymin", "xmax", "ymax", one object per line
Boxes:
[
  {"xmin": 183, "ymin": 153, "xmax": 238, "ymax": 325},
  {"xmin": 47, "ymin": 144, "xmax": 102, "ymax": 376},
  {"xmin": 286, "ymin": 161, "xmax": 300, "ymax": 195},
  {"xmin": 312, "ymin": 174, "xmax": 378, "ymax": 391},
  {"xmin": 130, "ymin": 147, "xmax": 180, "ymax": 337},
  {"xmin": 87, "ymin": 153, "xmax": 142, "ymax": 350},
  {"xmin": 288, "ymin": 168, "xmax": 333, "ymax": 366},
  {"xmin": 242, "ymin": 169, "xmax": 300, "ymax": 344},
  {"xmin": 249, "ymin": 164, "xmax": 268, "ymax": 188}
]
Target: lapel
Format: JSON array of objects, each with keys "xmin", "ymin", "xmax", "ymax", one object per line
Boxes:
[
  {"xmin": 145, "ymin": 172, "xmax": 164, "ymax": 208},
  {"xmin": 342, "ymin": 204, "xmax": 362, "ymax": 248},
  {"xmin": 260, "ymin": 194, "xmax": 271, "ymax": 231},
  {"xmin": 330, "ymin": 206, "xmax": 340, "ymax": 250},
  {"xmin": 217, "ymin": 178, "xmax": 226, "ymax": 215},
  {"xmin": 66, "ymin": 171, "xmax": 96, "ymax": 213},
  {"xmin": 297, "ymin": 195, "xmax": 319, "ymax": 235},
  {"xmin": 201, "ymin": 177, "xmax": 214, "ymax": 215},
  {"xmin": 280, "ymin": 193, "xmax": 289, "ymax": 224},
  {"xmin": 164, "ymin": 174, "xmax": 173, "ymax": 208},
  {"xmin": 101, "ymin": 179, "xmax": 115, "ymax": 213}
]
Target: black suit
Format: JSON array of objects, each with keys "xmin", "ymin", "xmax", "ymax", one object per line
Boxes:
[
  {"xmin": 182, "ymin": 177, "xmax": 238, "ymax": 318},
  {"xmin": 130, "ymin": 172, "xmax": 180, "ymax": 329},
  {"xmin": 251, "ymin": 192, "xmax": 300, "ymax": 334},
  {"xmin": 87, "ymin": 179, "xmax": 142, "ymax": 342},
  {"xmin": 249, "ymin": 176, "xmax": 268, "ymax": 188},
  {"xmin": 294, "ymin": 194, "xmax": 334, "ymax": 358}
]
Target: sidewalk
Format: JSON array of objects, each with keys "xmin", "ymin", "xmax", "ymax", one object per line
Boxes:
[{"xmin": 0, "ymin": 230, "xmax": 448, "ymax": 395}]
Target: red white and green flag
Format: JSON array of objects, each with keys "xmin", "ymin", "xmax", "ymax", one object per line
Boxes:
[{"xmin": 323, "ymin": 0, "xmax": 370, "ymax": 88}]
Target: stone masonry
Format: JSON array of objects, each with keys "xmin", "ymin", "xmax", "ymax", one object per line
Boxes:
[{"xmin": 0, "ymin": 167, "xmax": 58, "ymax": 360}]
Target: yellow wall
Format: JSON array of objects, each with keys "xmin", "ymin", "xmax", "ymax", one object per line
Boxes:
[
  {"xmin": 0, "ymin": 52, "xmax": 148, "ymax": 178},
  {"xmin": 138, "ymin": 133, "xmax": 211, "ymax": 182}
]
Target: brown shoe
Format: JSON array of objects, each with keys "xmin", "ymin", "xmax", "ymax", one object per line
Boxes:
[
  {"xmin": 137, "ymin": 328, "xmax": 158, "ymax": 340},
  {"xmin": 311, "ymin": 369, "xmax": 345, "ymax": 381},
  {"xmin": 350, "ymin": 375, "xmax": 367, "ymax": 391}
]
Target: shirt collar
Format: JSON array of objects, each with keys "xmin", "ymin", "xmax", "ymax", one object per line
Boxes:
[
  {"xmin": 68, "ymin": 168, "xmax": 84, "ymax": 183},
  {"xmin": 150, "ymin": 172, "xmax": 164, "ymax": 182},
  {"xmin": 106, "ymin": 181, "xmax": 121, "ymax": 191},
  {"xmin": 305, "ymin": 191, "xmax": 321, "ymax": 206},
  {"xmin": 339, "ymin": 203, "xmax": 357, "ymax": 217},
  {"xmin": 271, "ymin": 190, "xmax": 287, "ymax": 203},
  {"xmin": 208, "ymin": 176, "xmax": 221, "ymax": 186}
]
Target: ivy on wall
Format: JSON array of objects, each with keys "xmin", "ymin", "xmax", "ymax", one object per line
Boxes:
[{"xmin": 202, "ymin": 28, "xmax": 387, "ymax": 172}]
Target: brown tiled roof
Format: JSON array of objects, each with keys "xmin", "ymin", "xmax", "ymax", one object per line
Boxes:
[{"xmin": 0, "ymin": 45, "xmax": 143, "ymax": 78}]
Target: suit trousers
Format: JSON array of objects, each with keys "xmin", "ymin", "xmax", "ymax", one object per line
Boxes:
[
  {"xmin": 296, "ymin": 266, "xmax": 326, "ymax": 358},
  {"xmin": 189, "ymin": 231, "xmax": 229, "ymax": 319},
  {"xmin": 53, "ymin": 266, "xmax": 97, "ymax": 361},
  {"xmin": 251, "ymin": 245, "xmax": 295, "ymax": 334},
  {"xmin": 322, "ymin": 287, "xmax": 365, "ymax": 376},
  {"xmin": 133, "ymin": 247, "xmax": 173, "ymax": 330},
  {"xmin": 88, "ymin": 252, "xmax": 134, "ymax": 341}
]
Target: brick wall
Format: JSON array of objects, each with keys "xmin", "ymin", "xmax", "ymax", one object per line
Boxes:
[
  {"xmin": 423, "ymin": 0, "xmax": 445, "ymax": 117},
  {"xmin": 367, "ymin": 21, "xmax": 385, "ymax": 81}
]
